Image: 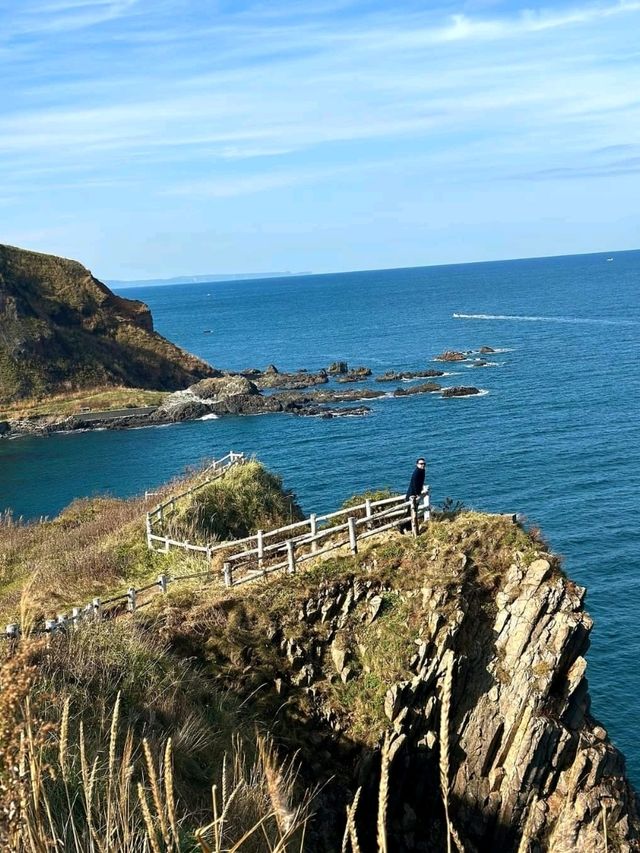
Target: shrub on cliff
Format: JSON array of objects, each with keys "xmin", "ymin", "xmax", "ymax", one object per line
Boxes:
[{"xmin": 168, "ymin": 461, "xmax": 303, "ymax": 542}]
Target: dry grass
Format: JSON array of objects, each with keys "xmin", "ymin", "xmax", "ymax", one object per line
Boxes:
[
  {"xmin": 376, "ymin": 733, "xmax": 390, "ymax": 853},
  {"xmin": 0, "ymin": 459, "xmax": 285, "ymax": 625},
  {"xmin": 0, "ymin": 386, "xmax": 168, "ymax": 420},
  {"xmin": 0, "ymin": 648, "xmax": 311, "ymax": 852},
  {"xmin": 440, "ymin": 650, "xmax": 454, "ymax": 853},
  {"xmin": 163, "ymin": 461, "xmax": 303, "ymax": 544}
]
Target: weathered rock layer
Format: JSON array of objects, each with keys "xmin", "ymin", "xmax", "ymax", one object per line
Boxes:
[{"xmin": 158, "ymin": 515, "xmax": 639, "ymax": 852}]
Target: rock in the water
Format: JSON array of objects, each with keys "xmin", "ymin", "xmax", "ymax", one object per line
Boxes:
[
  {"xmin": 376, "ymin": 369, "xmax": 444, "ymax": 382},
  {"xmin": 441, "ymin": 386, "xmax": 481, "ymax": 397},
  {"xmin": 393, "ymin": 382, "xmax": 441, "ymax": 397},
  {"xmin": 327, "ymin": 361, "xmax": 349, "ymax": 374},
  {"xmin": 336, "ymin": 367, "xmax": 372, "ymax": 383},
  {"xmin": 434, "ymin": 350, "xmax": 469, "ymax": 362}
]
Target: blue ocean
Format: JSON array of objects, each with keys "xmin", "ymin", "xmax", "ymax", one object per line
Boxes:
[{"xmin": 2, "ymin": 250, "xmax": 639, "ymax": 780}]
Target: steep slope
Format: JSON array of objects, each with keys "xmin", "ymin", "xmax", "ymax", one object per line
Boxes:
[
  {"xmin": 1, "ymin": 466, "xmax": 638, "ymax": 851},
  {"xmin": 0, "ymin": 244, "xmax": 216, "ymax": 401},
  {"xmin": 152, "ymin": 515, "xmax": 639, "ymax": 851}
]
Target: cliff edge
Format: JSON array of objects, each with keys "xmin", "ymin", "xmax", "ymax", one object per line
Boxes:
[
  {"xmin": 1, "ymin": 466, "xmax": 637, "ymax": 851},
  {"xmin": 153, "ymin": 510, "xmax": 638, "ymax": 851},
  {"xmin": 0, "ymin": 244, "xmax": 216, "ymax": 401}
]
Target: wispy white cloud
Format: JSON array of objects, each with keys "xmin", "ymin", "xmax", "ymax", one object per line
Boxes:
[
  {"xmin": 6, "ymin": 0, "xmax": 139, "ymax": 35},
  {"xmin": 1, "ymin": 0, "xmax": 640, "ymax": 272}
]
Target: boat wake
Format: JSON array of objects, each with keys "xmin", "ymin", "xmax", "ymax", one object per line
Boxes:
[{"xmin": 453, "ymin": 313, "xmax": 639, "ymax": 326}]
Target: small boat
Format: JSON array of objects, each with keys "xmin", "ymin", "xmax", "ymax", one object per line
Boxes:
[
  {"xmin": 607, "ymin": 257, "xmax": 614, "ymax": 262},
  {"xmin": 203, "ymin": 329, "xmax": 213, "ymax": 334}
]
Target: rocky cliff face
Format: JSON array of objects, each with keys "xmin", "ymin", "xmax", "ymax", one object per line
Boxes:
[
  {"xmin": 0, "ymin": 244, "xmax": 216, "ymax": 401},
  {"xmin": 156, "ymin": 512, "xmax": 639, "ymax": 852}
]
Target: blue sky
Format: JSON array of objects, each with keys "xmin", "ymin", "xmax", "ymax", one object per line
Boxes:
[{"xmin": 1, "ymin": 0, "xmax": 639, "ymax": 278}]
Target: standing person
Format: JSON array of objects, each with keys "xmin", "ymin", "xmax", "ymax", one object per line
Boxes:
[{"xmin": 406, "ymin": 458, "xmax": 427, "ymax": 499}]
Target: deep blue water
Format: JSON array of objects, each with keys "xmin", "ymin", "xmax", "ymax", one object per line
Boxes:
[{"xmin": 1, "ymin": 250, "xmax": 640, "ymax": 780}]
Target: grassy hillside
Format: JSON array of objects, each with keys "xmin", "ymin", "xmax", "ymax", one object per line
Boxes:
[{"xmin": 0, "ymin": 244, "xmax": 216, "ymax": 403}]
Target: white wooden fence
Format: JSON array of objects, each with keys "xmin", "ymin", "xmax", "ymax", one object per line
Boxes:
[
  {"xmin": 3, "ymin": 451, "xmax": 430, "ymax": 640},
  {"xmin": 145, "ymin": 450, "xmax": 246, "ymax": 556}
]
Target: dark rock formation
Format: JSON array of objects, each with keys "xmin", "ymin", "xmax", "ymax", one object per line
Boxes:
[
  {"xmin": 253, "ymin": 369, "xmax": 329, "ymax": 390},
  {"xmin": 479, "ymin": 346, "xmax": 497, "ymax": 353},
  {"xmin": 393, "ymin": 382, "xmax": 441, "ymax": 396},
  {"xmin": 336, "ymin": 367, "xmax": 372, "ymax": 383},
  {"xmin": 442, "ymin": 386, "xmax": 481, "ymax": 397},
  {"xmin": 327, "ymin": 361, "xmax": 349, "ymax": 374},
  {"xmin": 376, "ymin": 369, "xmax": 445, "ymax": 382},
  {"xmin": 435, "ymin": 350, "xmax": 471, "ymax": 362},
  {"xmin": 0, "ymin": 244, "xmax": 216, "ymax": 402}
]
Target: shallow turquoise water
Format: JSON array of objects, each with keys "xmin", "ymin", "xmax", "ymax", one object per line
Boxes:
[{"xmin": 1, "ymin": 250, "xmax": 639, "ymax": 780}]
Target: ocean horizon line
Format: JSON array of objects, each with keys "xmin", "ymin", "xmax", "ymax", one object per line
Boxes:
[{"xmin": 109, "ymin": 245, "xmax": 640, "ymax": 291}]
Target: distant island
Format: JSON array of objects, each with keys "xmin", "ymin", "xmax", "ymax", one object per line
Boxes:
[{"xmin": 107, "ymin": 270, "xmax": 311, "ymax": 288}]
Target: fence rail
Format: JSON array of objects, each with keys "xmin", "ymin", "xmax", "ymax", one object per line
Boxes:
[{"xmin": 3, "ymin": 450, "xmax": 431, "ymax": 640}]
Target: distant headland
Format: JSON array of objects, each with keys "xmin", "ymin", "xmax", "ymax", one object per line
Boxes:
[
  {"xmin": 107, "ymin": 270, "xmax": 311, "ymax": 288},
  {"xmin": 0, "ymin": 244, "xmax": 488, "ymax": 438}
]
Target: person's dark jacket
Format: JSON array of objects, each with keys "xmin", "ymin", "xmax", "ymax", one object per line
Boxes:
[{"xmin": 406, "ymin": 466, "xmax": 426, "ymax": 498}]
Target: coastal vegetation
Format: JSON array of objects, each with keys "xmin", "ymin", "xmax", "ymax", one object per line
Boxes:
[
  {"xmin": 0, "ymin": 386, "xmax": 169, "ymax": 420},
  {"xmin": 1, "ymin": 460, "xmax": 637, "ymax": 851}
]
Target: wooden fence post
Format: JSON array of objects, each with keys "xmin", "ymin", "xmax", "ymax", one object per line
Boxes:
[
  {"xmin": 158, "ymin": 574, "xmax": 168, "ymax": 594},
  {"xmin": 410, "ymin": 497, "xmax": 419, "ymax": 537},
  {"xmin": 257, "ymin": 530, "xmax": 264, "ymax": 568},
  {"xmin": 92, "ymin": 597, "xmax": 102, "ymax": 621},
  {"xmin": 72, "ymin": 607, "xmax": 80, "ymax": 629},
  {"xmin": 348, "ymin": 516, "xmax": 358, "ymax": 554},
  {"xmin": 310, "ymin": 514, "xmax": 318, "ymax": 553},
  {"xmin": 365, "ymin": 499, "xmax": 372, "ymax": 529},
  {"xmin": 145, "ymin": 514, "xmax": 152, "ymax": 548},
  {"xmin": 286, "ymin": 540, "xmax": 296, "ymax": 574},
  {"xmin": 223, "ymin": 562, "xmax": 232, "ymax": 587},
  {"xmin": 423, "ymin": 487, "xmax": 431, "ymax": 523},
  {"xmin": 127, "ymin": 588, "xmax": 137, "ymax": 612}
]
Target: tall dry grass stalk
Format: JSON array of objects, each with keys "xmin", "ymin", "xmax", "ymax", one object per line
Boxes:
[
  {"xmin": 346, "ymin": 787, "xmax": 362, "ymax": 853},
  {"xmin": 439, "ymin": 650, "xmax": 465, "ymax": 853},
  {"xmin": 1, "ymin": 681, "xmax": 310, "ymax": 853},
  {"xmin": 377, "ymin": 733, "xmax": 391, "ymax": 853}
]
